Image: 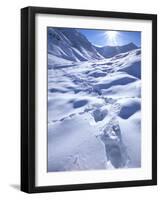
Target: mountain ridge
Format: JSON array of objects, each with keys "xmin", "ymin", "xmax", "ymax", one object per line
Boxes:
[
  {"xmin": 48, "ymin": 28, "xmax": 139, "ymax": 63},
  {"xmin": 95, "ymin": 42, "xmax": 138, "ymax": 58}
]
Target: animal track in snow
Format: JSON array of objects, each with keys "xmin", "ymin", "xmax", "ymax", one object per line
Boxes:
[
  {"xmin": 92, "ymin": 108, "xmax": 108, "ymax": 122},
  {"xmin": 100, "ymin": 118, "xmax": 129, "ymax": 168}
]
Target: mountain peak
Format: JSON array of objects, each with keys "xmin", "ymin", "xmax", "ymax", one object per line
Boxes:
[{"xmin": 124, "ymin": 42, "xmax": 138, "ymax": 48}]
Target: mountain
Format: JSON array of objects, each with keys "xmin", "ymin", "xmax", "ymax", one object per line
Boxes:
[
  {"xmin": 48, "ymin": 28, "xmax": 139, "ymax": 68},
  {"xmin": 95, "ymin": 42, "xmax": 138, "ymax": 58},
  {"xmin": 48, "ymin": 28, "xmax": 104, "ymax": 64}
]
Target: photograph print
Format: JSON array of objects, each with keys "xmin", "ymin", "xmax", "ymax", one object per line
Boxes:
[{"xmin": 47, "ymin": 27, "xmax": 141, "ymax": 172}]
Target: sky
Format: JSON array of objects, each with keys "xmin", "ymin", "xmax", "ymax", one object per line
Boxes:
[{"xmin": 77, "ymin": 29, "xmax": 141, "ymax": 47}]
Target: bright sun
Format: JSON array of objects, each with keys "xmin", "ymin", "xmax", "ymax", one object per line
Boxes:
[{"xmin": 105, "ymin": 31, "xmax": 119, "ymax": 45}]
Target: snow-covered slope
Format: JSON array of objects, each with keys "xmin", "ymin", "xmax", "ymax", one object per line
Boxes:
[
  {"xmin": 48, "ymin": 28, "xmax": 139, "ymax": 68},
  {"xmin": 95, "ymin": 42, "xmax": 138, "ymax": 58},
  {"xmin": 48, "ymin": 46, "xmax": 141, "ymax": 171},
  {"xmin": 48, "ymin": 28, "xmax": 104, "ymax": 67}
]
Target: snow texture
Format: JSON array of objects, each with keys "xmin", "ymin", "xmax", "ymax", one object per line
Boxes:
[{"xmin": 47, "ymin": 28, "xmax": 141, "ymax": 172}]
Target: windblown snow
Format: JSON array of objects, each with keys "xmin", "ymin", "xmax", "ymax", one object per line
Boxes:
[{"xmin": 48, "ymin": 28, "xmax": 141, "ymax": 172}]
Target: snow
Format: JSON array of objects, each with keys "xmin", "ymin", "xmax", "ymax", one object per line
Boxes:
[
  {"xmin": 48, "ymin": 28, "xmax": 104, "ymax": 63},
  {"xmin": 47, "ymin": 28, "xmax": 141, "ymax": 172},
  {"xmin": 95, "ymin": 42, "xmax": 138, "ymax": 58},
  {"xmin": 118, "ymin": 98, "xmax": 141, "ymax": 119},
  {"xmin": 118, "ymin": 111, "xmax": 141, "ymax": 168},
  {"xmin": 48, "ymin": 116, "xmax": 107, "ymax": 172}
]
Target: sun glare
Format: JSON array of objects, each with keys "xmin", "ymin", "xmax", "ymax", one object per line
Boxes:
[{"xmin": 105, "ymin": 31, "xmax": 119, "ymax": 45}]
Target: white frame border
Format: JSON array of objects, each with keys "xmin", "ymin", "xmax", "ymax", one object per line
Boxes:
[{"xmin": 35, "ymin": 13, "xmax": 152, "ymax": 187}]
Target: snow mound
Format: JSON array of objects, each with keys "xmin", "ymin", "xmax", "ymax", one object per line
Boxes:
[
  {"xmin": 101, "ymin": 80, "xmax": 141, "ymax": 98},
  {"xmin": 88, "ymin": 70, "xmax": 107, "ymax": 78},
  {"xmin": 118, "ymin": 61, "xmax": 141, "ymax": 79},
  {"xmin": 119, "ymin": 111, "xmax": 141, "ymax": 168},
  {"xmin": 73, "ymin": 99, "xmax": 88, "ymax": 108},
  {"xmin": 118, "ymin": 98, "xmax": 141, "ymax": 119},
  {"xmin": 94, "ymin": 72, "xmax": 137, "ymax": 91}
]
